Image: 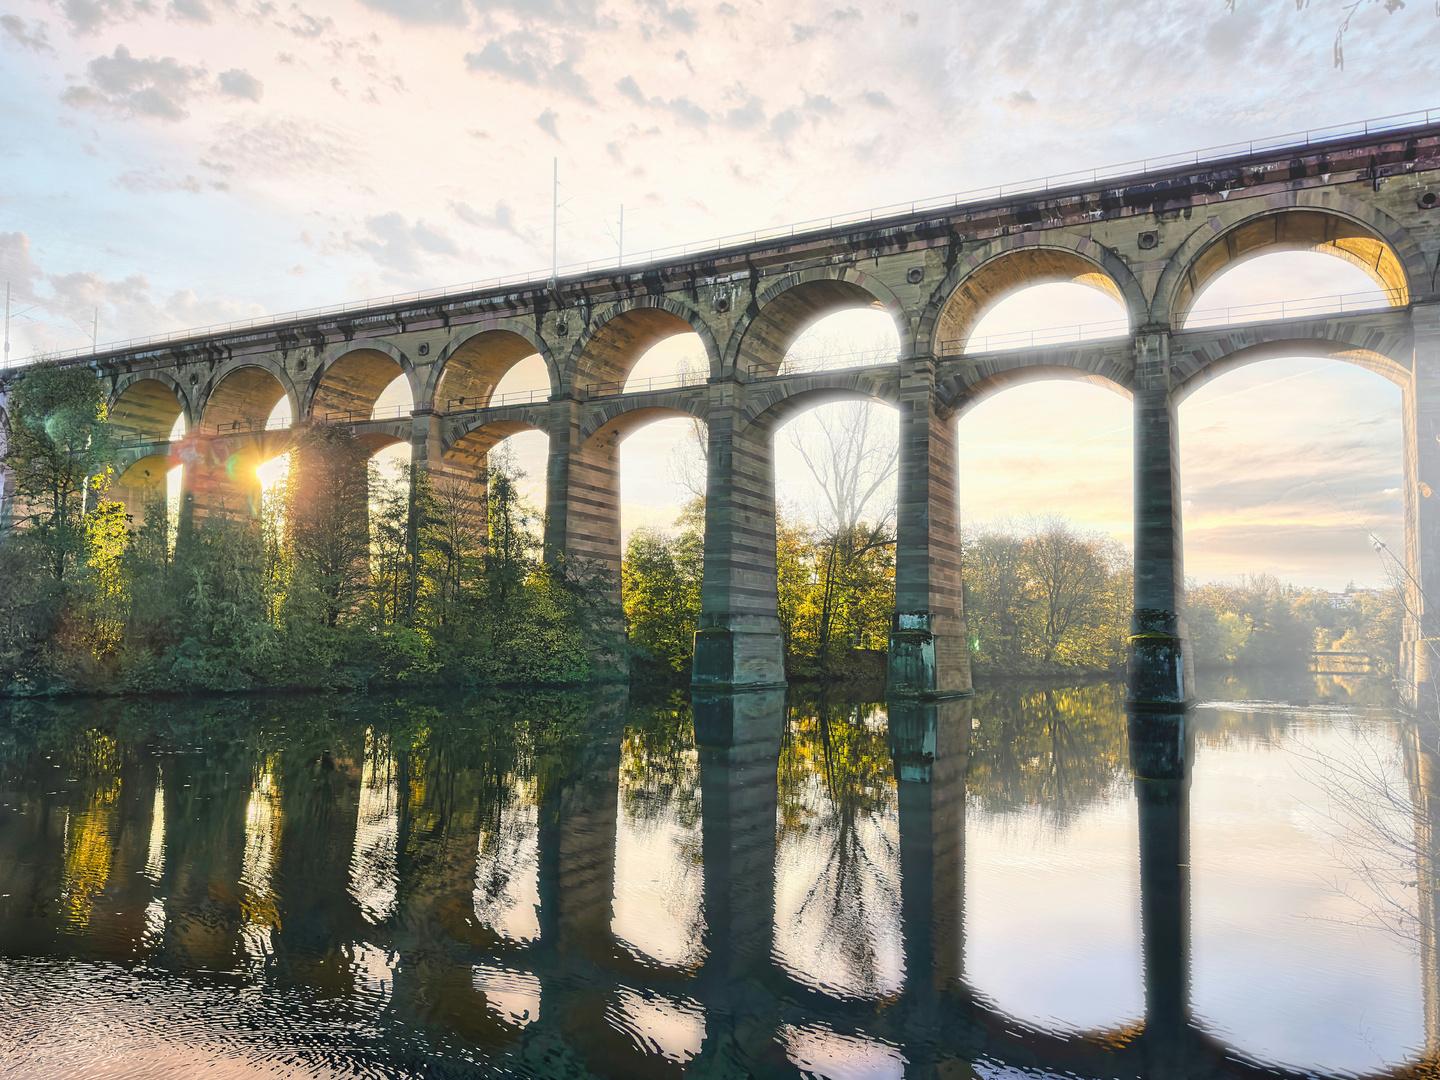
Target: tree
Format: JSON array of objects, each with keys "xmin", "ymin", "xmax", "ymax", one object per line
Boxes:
[
  {"xmin": 285, "ymin": 426, "xmax": 371, "ymax": 628},
  {"xmin": 483, "ymin": 443, "xmax": 539, "ymax": 615},
  {"xmin": 1023, "ymin": 516, "xmax": 1110, "ymax": 664},
  {"xmin": 786, "ymin": 401, "xmax": 899, "ymax": 673},
  {"xmin": 369, "ymin": 464, "xmax": 415, "ymax": 628},
  {"xmin": 788, "ymin": 402, "xmax": 896, "ymax": 535},
  {"xmin": 963, "ymin": 525, "xmax": 1034, "ymax": 665},
  {"xmin": 3, "ymin": 362, "xmax": 115, "ymax": 583},
  {"xmin": 622, "ymin": 503, "xmax": 703, "ymax": 673}
]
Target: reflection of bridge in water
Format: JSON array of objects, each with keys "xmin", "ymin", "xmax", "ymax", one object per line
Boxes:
[
  {"xmin": 4, "ymin": 689, "xmax": 1440, "ymax": 1077},
  {"xmin": 3, "ymin": 117, "xmax": 1440, "ymax": 702}
]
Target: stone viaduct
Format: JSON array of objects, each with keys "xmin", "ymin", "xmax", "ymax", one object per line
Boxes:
[{"xmin": 3, "ymin": 118, "xmax": 1440, "ymax": 704}]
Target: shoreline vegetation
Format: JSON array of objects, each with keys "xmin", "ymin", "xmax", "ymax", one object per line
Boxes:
[{"xmin": 0, "ymin": 363, "xmax": 1405, "ymax": 699}]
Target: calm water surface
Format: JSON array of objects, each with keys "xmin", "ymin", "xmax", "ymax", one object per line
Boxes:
[{"xmin": 0, "ymin": 674, "xmax": 1431, "ymax": 1079}]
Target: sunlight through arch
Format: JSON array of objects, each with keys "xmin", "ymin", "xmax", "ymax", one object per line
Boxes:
[
  {"xmin": 781, "ymin": 309, "xmax": 898, "ymax": 376},
  {"xmin": 486, "ymin": 355, "xmax": 551, "ymax": 510},
  {"xmin": 1179, "ymin": 355, "xmax": 1401, "ymax": 590},
  {"xmin": 965, "ymin": 282, "xmax": 1128, "ymax": 352},
  {"xmin": 255, "ymin": 395, "xmax": 294, "ymax": 495},
  {"xmin": 1182, "ymin": 249, "xmax": 1393, "ymax": 328}
]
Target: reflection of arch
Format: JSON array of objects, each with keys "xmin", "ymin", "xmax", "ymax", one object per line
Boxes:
[
  {"xmin": 943, "ymin": 365, "xmax": 1133, "ymax": 420},
  {"xmin": 1172, "ymin": 339, "xmax": 1410, "ymax": 404},
  {"xmin": 200, "ymin": 363, "xmax": 296, "ymax": 430},
  {"xmin": 571, "ymin": 298, "xmax": 718, "ymax": 393},
  {"xmin": 433, "ymin": 325, "xmax": 558, "ymax": 409},
  {"xmin": 446, "ymin": 419, "xmax": 544, "ymax": 469},
  {"xmin": 727, "ymin": 268, "xmax": 908, "ymax": 381},
  {"xmin": 116, "ymin": 452, "xmax": 176, "ymax": 490},
  {"xmin": 1158, "ymin": 202, "xmax": 1418, "ymax": 325},
  {"xmin": 308, "ymin": 340, "xmax": 416, "ymax": 420},
  {"xmin": 582, "ymin": 405, "xmax": 704, "ymax": 452},
  {"xmin": 110, "ymin": 374, "xmax": 189, "ymax": 440},
  {"xmin": 925, "ymin": 240, "xmax": 1139, "ymax": 354}
]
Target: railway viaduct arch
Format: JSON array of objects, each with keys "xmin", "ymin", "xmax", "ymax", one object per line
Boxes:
[{"xmin": 4, "ymin": 120, "xmax": 1440, "ymax": 704}]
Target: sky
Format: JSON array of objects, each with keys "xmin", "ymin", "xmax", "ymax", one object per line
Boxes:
[{"xmin": 3, "ymin": 0, "xmax": 1436, "ymax": 588}]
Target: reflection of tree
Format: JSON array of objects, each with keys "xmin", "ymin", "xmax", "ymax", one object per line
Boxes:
[
  {"xmin": 618, "ymin": 693, "xmax": 701, "ymax": 833},
  {"xmin": 1287, "ymin": 716, "xmax": 1427, "ymax": 951},
  {"xmin": 777, "ymin": 697, "xmax": 899, "ymax": 996},
  {"xmin": 966, "ymin": 683, "xmax": 1128, "ymax": 825}
]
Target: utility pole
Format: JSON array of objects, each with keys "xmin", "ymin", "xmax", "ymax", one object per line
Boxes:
[
  {"xmin": 618, "ymin": 204, "xmax": 624, "ymax": 267},
  {"xmin": 92, "ymin": 307, "xmax": 98, "ymax": 350},
  {"xmin": 551, "ymin": 157, "xmax": 558, "ymax": 286},
  {"xmin": 4, "ymin": 282, "xmax": 10, "ymax": 369}
]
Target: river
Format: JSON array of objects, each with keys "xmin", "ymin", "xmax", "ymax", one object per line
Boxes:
[{"xmin": 0, "ymin": 672, "xmax": 1429, "ymax": 1078}]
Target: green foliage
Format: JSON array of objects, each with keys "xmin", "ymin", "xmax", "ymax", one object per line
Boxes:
[
  {"xmin": 622, "ymin": 499, "xmax": 703, "ymax": 673},
  {"xmin": 966, "ymin": 682, "xmax": 1128, "ymax": 822},
  {"xmin": 962, "ymin": 518, "xmax": 1131, "ymax": 675},
  {"xmin": 0, "ymin": 366, "xmax": 613, "ymax": 694},
  {"xmin": 1187, "ymin": 575, "xmax": 1403, "ymax": 674},
  {"xmin": 4, "ymin": 361, "xmax": 115, "ymax": 583},
  {"xmin": 286, "ymin": 428, "xmax": 371, "ymax": 628},
  {"xmin": 622, "ymin": 500, "xmax": 893, "ymax": 682}
]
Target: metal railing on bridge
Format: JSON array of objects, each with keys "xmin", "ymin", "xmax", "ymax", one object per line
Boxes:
[
  {"xmin": 8, "ymin": 106, "xmax": 1435, "ymax": 370},
  {"xmin": 115, "ymin": 415, "xmax": 292, "ymax": 446},
  {"xmin": 315, "ymin": 403, "xmax": 413, "ymax": 424},
  {"xmin": 447, "ymin": 387, "xmax": 552, "ymax": 412},
  {"xmin": 585, "ymin": 372, "xmax": 710, "ymax": 398},
  {"xmin": 937, "ymin": 288, "xmax": 1401, "ymax": 356}
]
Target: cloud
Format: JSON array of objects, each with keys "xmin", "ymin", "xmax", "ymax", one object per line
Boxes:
[
  {"xmin": 219, "ymin": 68, "xmax": 264, "ymax": 100},
  {"xmin": 57, "ymin": 0, "xmax": 143, "ymax": 34},
  {"xmin": 861, "ymin": 89, "xmax": 893, "ymax": 109},
  {"xmin": 281, "ymin": 8, "xmax": 332, "ymax": 36},
  {"xmin": 725, "ymin": 94, "xmax": 764, "ymax": 130},
  {"xmin": 116, "ymin": 169, "xmax": 205, "ymax": 193},
  {"xmin": 769, "ymin": 108, "xmax": 802, "ymax": 144},
  {"xmin": 0, "ymin": 15, "xmax": 55, "ymax": 53},
  {"xmin": 451, "ymin": 199, "xmax": 526, "ymax": 237},
  {"xmin": 615, "ymin": 75, "xmax": 710, "ymax": 127},
  {"xmin": 535, "ymin": 107, "xmax": 560, "ymax": 139},
  {"xmin": 0, "ymin": 233, "xmax": 44, "ymax": 306},
  {"xmin": 205, "ymin": 116, "xmax": 352, "ymax": 176},
  {"xmin": 464, "ymin": 35, "xmax": 593, "ymax": 102},
  {"xmin": 643, "ymin": 0, "xmax": 696, "ymax": 34},
  {"xmin": 354, "ymin": 0, "xmax": 466, "ymax": 25},
  {"xmin": 0, "ymin": 231, "xmax": 264, "ymax": 357},
  {"xmin": 353, "ymin": 0, "xmax": 600, "ymax": 26},
  {"xmin": 1006, "ymin": 89, "xmax": 1037, "ymax": 108},
  {"xmin": 804, "ymin": 91, "xmax": 839, "ymax": 115},
  {"xmin": 351, "ymin": 212, "xmax": 459, "ymax": 273},
  {"xmin": 168, "ymin": 0, "xmax": 212, "ymax": 23},
  {"xmin": 61, "ymin": 45, "xmax": 208, "ymax": 121}
]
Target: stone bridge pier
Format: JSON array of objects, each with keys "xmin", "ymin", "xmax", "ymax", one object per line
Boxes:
[
  {"xmin": 1130, "ymin": 330, "xmax": 1191, "ymax": 704},
  {"xmin": 693, "ymin": 387, "xmax": 787, "ymax": 690}
]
